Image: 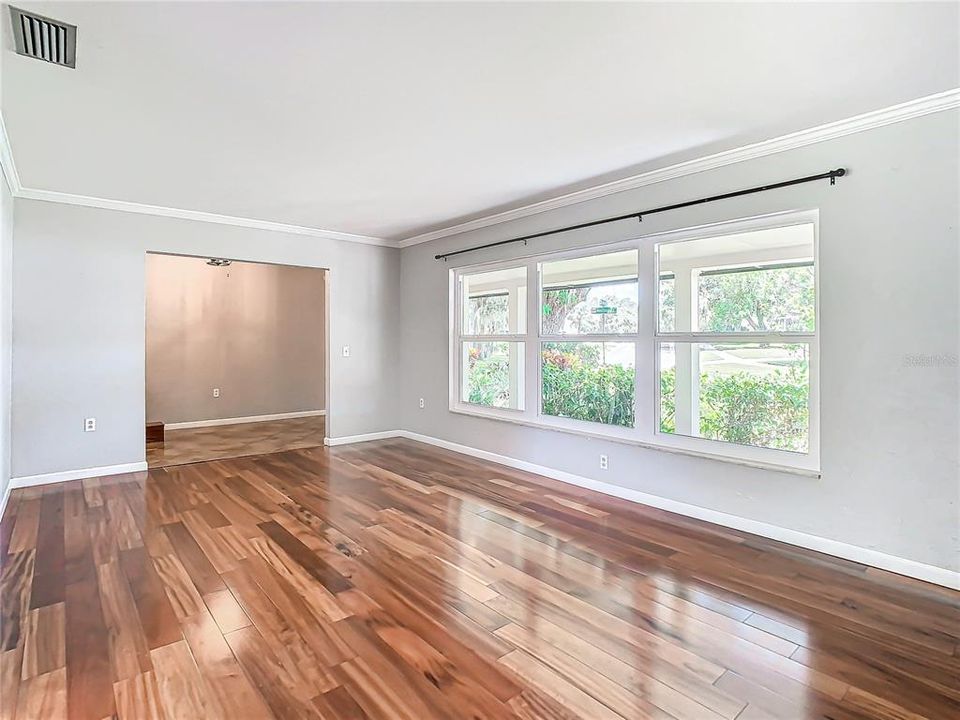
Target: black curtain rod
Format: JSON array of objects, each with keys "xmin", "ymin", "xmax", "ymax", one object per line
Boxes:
[{"xmin": 435, "ymin": 167, "xmax": 846, "ymax": 261}]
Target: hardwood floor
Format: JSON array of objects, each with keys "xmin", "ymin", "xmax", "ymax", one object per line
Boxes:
[
  {"xmin": 146, "ymin": 415, "xmax": 326, "ymax": 468},
  {"xmin": 2, "ymin": 438, "xmax": 957, "ymax": 719}
]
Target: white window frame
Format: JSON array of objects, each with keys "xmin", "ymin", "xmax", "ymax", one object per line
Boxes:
[
  {"xmin": 449, "ymin": 209, "xmax": 820, "ymax": 475},
  {"xmin": 451, "ymin": 259, "xmax": 530, "ymax": 414}
]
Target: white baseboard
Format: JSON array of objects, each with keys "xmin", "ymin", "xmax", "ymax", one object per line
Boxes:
[
  {"xmin": 9, "ymin": 461, "xmax": 149, "ymax": 490},
  {"xmin": 3, "ymin": 428, "xmax": 954, "ymax": 589},
  {"xmin": 324, "ymin": 430, "xmax": 400, "ymax": 446},
  {"xmin": 165, "ymin": 409, "xmax": 325, "ymax": 430},
  {"xmin": 0, "ymin": 482, "xmax": 11, "ymax": 523},
  {"xmin": 396, "ymin": 431, "xmax": 960, "ymax": 590}
]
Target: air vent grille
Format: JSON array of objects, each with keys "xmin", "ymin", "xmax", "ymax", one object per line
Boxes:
[{"xmin": 9, "ymin": 6, "xmax": 76, "ymax": 68}]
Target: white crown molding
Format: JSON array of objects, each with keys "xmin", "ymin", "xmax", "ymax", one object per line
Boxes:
[
  {"xmin": 397, "ymin": 88, "xmax": 960, "ymax": 247},
  {"xmin": 14, "ymin": 186, "xmax": 394, "ymax": 247},
  {"xmin": 0, "ymin": 110, "xmax": 393, "ymax": 246},
  {"xmin": 0, "ymin": 113, "xmax": 22, "ymax": 194},
  {"xmin": 165, "ymin": 409, "xmax": 324, "ymax": 430},
  {"xmin": 3, "ymin": 90, "xmax": 958, "ymax": 249}
]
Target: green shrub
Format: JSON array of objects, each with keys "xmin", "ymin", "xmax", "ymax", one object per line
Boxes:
[
  {"xmin": 466, "ymin": 347, "xmax": 511, "ymax": 407},
  {"xmin": 541, "ymin": 350, "xmax": 634, "ymax": 427},
  {"xmin": 699, "ymin": 366, "xmax": 808, "ymax": 451},
  {"xmin": 659, "ymin": 367, "xmax": 676, "ymax": 433},
  {"xmin": 659, "ymin": 366, "xmax": 808, "ymax": 451},
  {"xmin": 470, "ymin": 349, "xmax": 807, "ymax": 450}
]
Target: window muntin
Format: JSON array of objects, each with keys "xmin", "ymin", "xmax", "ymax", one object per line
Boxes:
[
  {"xmin": 541, "ymin": 342, "xmax": 635, "ymax": 427},
  {"xmin": 658, "ymin": 342, "xmax": 810, "ymax": 453},
  {"xmin": 541, "ymin": 249, "xmax": 638, "ymax": 335},
  {"xmin": 451, "ymin": 212, "xmax": 819, "ymax": 473}
]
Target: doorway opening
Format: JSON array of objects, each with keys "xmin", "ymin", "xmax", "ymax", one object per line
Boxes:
[{"xmin": 144, "ymin": 253, "xmax": 328, "ymax": 467}]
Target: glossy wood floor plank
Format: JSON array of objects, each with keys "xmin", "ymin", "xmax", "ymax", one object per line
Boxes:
[
  {"xmin": 146, "ymin": 415, "xmax": 326, "ymax": 468},
  {"xmin": 1, "ymin": 437, "xmax": 958, "ymax": 719}
]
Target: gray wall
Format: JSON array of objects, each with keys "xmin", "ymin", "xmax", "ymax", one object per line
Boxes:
[
  {"xmin": 146, "ymin": 254, "xmax": 326, "ymax": 424},
  {"xmin": 0, "ymin": 177, "xmax": 11, "ymax": 499},
  {"xmin": 12, "ymin": 202, "xmax": 399, "ymax": 477},
  {"xmin": 400, "ymin": 109, "xmax": 960, "ymax": 572},
  {"xmin": 5, "ymin": 106, "xmax": 957, "ymax": 574}
]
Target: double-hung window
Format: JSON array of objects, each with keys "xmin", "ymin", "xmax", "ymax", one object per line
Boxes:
[
  {"xmin": 451, "ymin": 210, "xmax": 820, "ymax": 474},
  {"xmin": 456, "ymin": 265, "xmax": 527, "ymax": 410},
  {"xmin": 654, "ymin": 214, "xmax": 819, "ymax": 471},
  {"xmin": 539, "ymin": 249, "xmax": 639, "ymax": 433}
]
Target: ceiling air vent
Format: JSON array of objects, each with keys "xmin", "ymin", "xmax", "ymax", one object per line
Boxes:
[{"xmin": 9, "ymin": 6, "xmax": 76, "ymax": 68}]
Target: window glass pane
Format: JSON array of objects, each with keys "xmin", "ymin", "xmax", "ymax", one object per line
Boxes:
[
  {"xmin": 659, "ymin": 342, "xmax": 809, "ymax": 452},
  {"xmin": 462, "ymin": 342, "xmax": 524, "ymax": 409},
  {"xmin": 658, "ymin": 224, "xmax": 815, "ymax": 333},
  {"xmin": 541, "ymin": 250, "xmax": 638, "ymax": 334},
  {"xmin": 541, "ymin": 342, "xmax": 634, "ymax": 427},
  {"xmin": 658, "ymin": 273, "xmax": 675, "ymax": 332},
  {"xmin": 462, "ymin": 267, "xmax": 526, "ymax": 335}
]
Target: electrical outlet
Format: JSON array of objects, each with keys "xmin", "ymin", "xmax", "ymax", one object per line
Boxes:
[
  {"xmin": 84, "ymin": 418, "xmax": 96, "ymax": 432},
  {"xmin": 342, "ymin": 345, "xmax": 351, "ymax": 358},
  {"xmin": 599, "ymin": 454, "xmax": 608, "ymax": 470},
  {"xmin": 213, "ymin": 388, "xmax": 220, "ymax": 398},
  {"xmin": 419, "ymin": 398, "xmax": 425, "ymax": 409}
]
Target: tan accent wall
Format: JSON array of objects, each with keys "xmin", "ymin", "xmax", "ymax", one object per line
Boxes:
[{"xmin": 146, "ymin": 254, "xmax": 325, "ymax": 424}]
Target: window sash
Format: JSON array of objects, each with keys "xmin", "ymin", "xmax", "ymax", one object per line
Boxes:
[
  {"xmin": 459, "ymin": 340, "xmax": 525, "ymax": 411},
  {"xmin": 458, "ymin": 265, "xmax": 528, "ymax": 336},
  {"xmin": 654, "ymin": 222, "xmax": 816, "ymax": 337},
  {"xmin": 655, "ymin": 339, "xmax": 813, "ymax": 454},
  {"xmin": 540, "ymin": 340, "xmax": 637, "ymax": 429},
  {"xmin": 538, "ymin": 248, "xmax": 640, "ymax": 337}
]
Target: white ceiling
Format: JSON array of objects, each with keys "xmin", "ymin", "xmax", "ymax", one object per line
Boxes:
[{"xmin": 2, "ymin": 2, "xmax": 958, "ymax": 241}]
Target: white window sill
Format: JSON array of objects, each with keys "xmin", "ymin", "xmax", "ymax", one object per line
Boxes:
[{"xmin": 449, "ymin": 405, "xmax": 822, "ymax": 478}]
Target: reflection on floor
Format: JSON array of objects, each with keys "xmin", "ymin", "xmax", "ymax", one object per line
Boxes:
[
  {"xmin": 2, "ymin": 438, "xmax": 957, "ymax": 719},
  {"xmin": 146, "ymin": 414, "xmax": 325, "ymax": 467}
]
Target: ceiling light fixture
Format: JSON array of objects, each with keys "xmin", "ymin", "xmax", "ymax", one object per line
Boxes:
[{"xmin": 207, "ymin": 258, "xmax": 232, "ymax": 267}]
